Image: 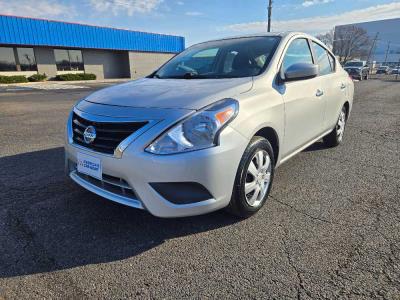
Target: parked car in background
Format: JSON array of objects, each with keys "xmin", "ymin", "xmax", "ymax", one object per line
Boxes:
[
  {"xmin": 376, "ymin": 66, "xmax": 391, "ymax": 74},
  {"xmin": 343, "ymin": 61, "xmax": 369, "ymax": 80},
  {"xmin": 65, "ymin": 32, "xmax": 354, "ymax": 218},
  {"xmin": 391, "ymin": 68, "xmax": 399, "ymax": 75}
]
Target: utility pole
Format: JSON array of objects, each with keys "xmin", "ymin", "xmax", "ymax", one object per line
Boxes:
[
  {"xmin": 366, "ymin": 32, "xmax": 379, "ymax": 67},
  {"xmin": 267, "ymin": 0, "xmax": 273, "ymax": 32},
  {"xmin": 384, "ymin": 41, "xmax": 391, "ymax": 65}
]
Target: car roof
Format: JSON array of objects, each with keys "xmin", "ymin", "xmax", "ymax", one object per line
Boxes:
[{"xmin": 192, "ymin": 31, "xmax": 315, "ymax": 45}]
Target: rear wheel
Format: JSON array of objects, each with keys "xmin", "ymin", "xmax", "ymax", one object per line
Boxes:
[
  {"xmin": 323, "ymin": 106, "xmax": 347, "ymax": 147},
  {"xmin": 227, "ymin": 136, "xmax": 275, "ymax": 218}
]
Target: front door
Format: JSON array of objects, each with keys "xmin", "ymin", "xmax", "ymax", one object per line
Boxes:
[{"xmin": 280, "ymin": 38, "xmax": 326, "ymax": 157}]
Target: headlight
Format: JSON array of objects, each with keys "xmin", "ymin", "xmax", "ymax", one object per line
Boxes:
[{"xmin": 146, "ymin": 99, "xmax": 239, "ymax": 155}]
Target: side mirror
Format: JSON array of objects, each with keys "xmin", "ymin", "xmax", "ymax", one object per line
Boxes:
[{"xmin": 283, "ymin": 63, "xmax": 319, "ymax": 81}]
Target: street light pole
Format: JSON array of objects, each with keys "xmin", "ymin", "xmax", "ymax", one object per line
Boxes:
[
  {"xmin": 366, "ymin": 32, "xmax": 379, "ymax": 65},
  {"xmin": 267, "ymin": 0, "xmax": 273, "ymax": 32},
  {"xmin": 384, "ymin": 41, "xmax": 391, "ymax": 65}
]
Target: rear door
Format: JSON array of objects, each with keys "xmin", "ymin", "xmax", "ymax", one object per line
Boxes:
[
  {"xmin": 311, "ymin": 41, "xmax": 345, "ymax": 131},
  {"xmin": 280, "ymin": 38, "xmax": 326, "ymax": 157}
]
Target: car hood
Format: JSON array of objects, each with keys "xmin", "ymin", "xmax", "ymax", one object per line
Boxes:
[{"xmin": 84, "ymin": 77, "xmax": 253, "ymax": 110}]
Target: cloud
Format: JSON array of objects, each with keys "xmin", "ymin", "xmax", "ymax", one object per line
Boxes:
[
  {"xmin": 221, "ymin": 2, "xmax": 400, "ymax": 34},
  {"xmin": 89, "ymin": 0, "xmax": 163, "ymax": 16},
  {"xmin": 302, "ymin": 0, "xmax": 333, "ymax": 8},
  {"xmin": 185, "ymin": 11, "xmax": 203, "ymax": 16},
  {"xmin": 0, "ymin": 0, "xmax": 75, "ymax": 18},
  {"xmin": 176, "ymin": 1, "xmax": 184, "ymax": 5}
]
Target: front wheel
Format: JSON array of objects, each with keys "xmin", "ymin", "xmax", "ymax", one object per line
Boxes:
[
  {"xmin": 226, "ymin": 136, "xmax": 275, "ymax": 218},
  {"xmin": 323, "ymin": 106, "xmax": 347, "ymax": 147}
]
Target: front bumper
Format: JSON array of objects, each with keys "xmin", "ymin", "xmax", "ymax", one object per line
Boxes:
[{"xmin": 65, "ymin": 105, "xmax": 249, "ymax": 218}]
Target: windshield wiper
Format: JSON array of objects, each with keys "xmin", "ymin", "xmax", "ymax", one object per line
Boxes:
[
  {"xmin": 159, "ymin": 73, "xmax": 209, "ymax": 79},
  {"xmin": 155, "ymin": 73, "xmax": 240, "ymax": 79}
]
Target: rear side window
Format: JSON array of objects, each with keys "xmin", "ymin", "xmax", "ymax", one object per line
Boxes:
[
  {"xmin": 327, "ymin": 53, "xmax": 336, "ymax": 72},
  {"xmin": 313, "ymin": 42, "xmax": 333, "ymax": 76},
  {"xmin": 282, "ymin": 38, "xmax": 313, "ymax": 72}
]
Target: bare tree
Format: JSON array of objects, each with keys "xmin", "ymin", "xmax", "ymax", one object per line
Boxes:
[
  {"xmin": 333, "ymin": 26, "xmax": 371, "ymax": 63},
  {"xmin": 316, "ymin": 29, "xmax": 334, "ymax": 50}
]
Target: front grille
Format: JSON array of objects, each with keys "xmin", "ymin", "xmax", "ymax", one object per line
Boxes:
[{"xmin": 72, "ymin": 112, "xmax": 148, "ymax": 155}]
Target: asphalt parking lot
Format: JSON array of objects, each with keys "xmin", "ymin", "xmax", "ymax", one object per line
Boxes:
[{"xmin": 0, "ymin": 79, "xmax": 399, "ymax": 299}]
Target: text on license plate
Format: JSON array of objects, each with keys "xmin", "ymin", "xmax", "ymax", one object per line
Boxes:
[{"xmin": 77, "ymin": 152, "xmax": 102, "ymax": 180}]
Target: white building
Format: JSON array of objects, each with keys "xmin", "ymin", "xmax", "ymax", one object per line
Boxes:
[{"xmin": 335, "ymin": 18, "xmax": 400, "ymax": 65}]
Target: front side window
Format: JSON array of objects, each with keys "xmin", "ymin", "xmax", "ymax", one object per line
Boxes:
[
  {"xmin": 0, "ymin": 47, "xmax": 17, "ymax": 71},
  {"xmin": 17, "ymin": 48, "xmax": 37, "ymax": 71},
  {"xmin": 154, "ymin": 36, "xmax": 281, "ymax": 79},
  {"xmin": 327, "ymin": 52, "xmax": 336, "ymax": 72},
  {"xmin": 313, "ymin": 42, "xmax": 333, "ymax": 76},
  {"xmin": 54, "ymin": 49, "xmax": 84, "ymax": 71},
  {"xmin": 282, "ymin": 38, "xmax": 313, "ymax": 73}
]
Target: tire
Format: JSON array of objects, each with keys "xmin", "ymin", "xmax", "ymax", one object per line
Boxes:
[
  {"xmin": 226, "ymin": 136, "xmax": 275, "ymax": 218},
  {"xmin": 323, "ymin": 105, "xmax": 347, "ymax": 147}
]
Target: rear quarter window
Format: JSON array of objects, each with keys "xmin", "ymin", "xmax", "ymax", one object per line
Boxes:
[{"xmin": 312, "ymin": 42, "xmax": 333, "ymax": 76}]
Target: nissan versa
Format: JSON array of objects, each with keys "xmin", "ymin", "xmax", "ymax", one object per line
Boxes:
[{"xmin": 65, "ymin": 32, "xmax": 354, "ymax": 218}]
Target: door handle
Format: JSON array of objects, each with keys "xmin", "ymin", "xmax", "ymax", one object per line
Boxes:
[
  {"xmin": 340, "ymin": 83, "xmax": 346, "ymax": 90},
  {"xmin": 316, "ymin": 89, "xmax": 324, "ymax": 97}
]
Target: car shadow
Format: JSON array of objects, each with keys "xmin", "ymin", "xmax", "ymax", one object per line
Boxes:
[
  {"xmin": 0, "ymin": 147, "xmax": 241, "ymax": 278},
  {"xmin": 303, "ymin": 141, "xmax": 326, "ymax": 152}
]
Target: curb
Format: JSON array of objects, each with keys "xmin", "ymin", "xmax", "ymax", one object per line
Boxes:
[{"xmin": 0, "ymin": 78, "xmax": 131, "ymax": 87}]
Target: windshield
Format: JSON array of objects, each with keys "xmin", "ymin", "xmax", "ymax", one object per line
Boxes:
[
  {"xmin": 345, "ymin": 62, "xmax": 363, "ymax": 67},
  {"xmin": 154, "ymin": 36, "xmax": 281, "ymax": 79}
]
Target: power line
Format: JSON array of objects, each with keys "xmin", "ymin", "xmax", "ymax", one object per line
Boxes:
[{"xmin": 375, "ymin": 39, "xmax": 400, "ymax": 47}]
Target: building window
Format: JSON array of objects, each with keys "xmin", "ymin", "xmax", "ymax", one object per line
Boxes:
[
  {"xmin": 16, "ymin": 48, "xmax": 37, "ymax": 71},
  {"xmin": 0, "ymin": 47, "xmax": 17, "ymax": 71},
  {"xmin": 68, "ymin": 50, "xmax": 84, "ymax": 71},
  {"xmin": 54, "ymin": 49, "xmax": 84, "ymax": 71}
]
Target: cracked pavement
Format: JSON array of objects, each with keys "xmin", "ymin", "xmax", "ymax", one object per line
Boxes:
[{"xmin": 0, "ymin": 80, "xmax": 399, "ymax": 299}]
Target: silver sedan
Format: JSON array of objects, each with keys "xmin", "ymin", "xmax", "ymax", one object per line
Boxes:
[{"xmin": 65, "ymin": 32, "xmax": 354, "ymax": 218}]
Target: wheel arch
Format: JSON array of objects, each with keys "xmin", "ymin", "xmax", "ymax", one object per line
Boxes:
[
  {"xmin": 343, "ymin": 101, "xmax": 350, "ymax": 120},
  {"xmin": 253, "ymin": 126, "xmax": 280, "ymax": 165}
]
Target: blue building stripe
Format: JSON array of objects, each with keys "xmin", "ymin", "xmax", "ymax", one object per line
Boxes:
[{"xmin": 0, "ymin": 15, "xmax": 185, "ymax": 53}]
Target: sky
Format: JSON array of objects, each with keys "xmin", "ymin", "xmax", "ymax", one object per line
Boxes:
[{"xmin": 0, "ymin": 0, "xmax": 399, "ymax": 46}]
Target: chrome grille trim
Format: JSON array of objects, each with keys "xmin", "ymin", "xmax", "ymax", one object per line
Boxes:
[
  {"xmin": 69, "ymin": 167, "xmax": 144, "ymax": 210},
  {"xmin": 67, "ymin": 108, "xmax": 159, "ymax": 158}
]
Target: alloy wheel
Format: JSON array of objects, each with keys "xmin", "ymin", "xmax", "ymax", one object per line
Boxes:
[
  {"xmin": 244, "ymin": 150, "xmax": 272, "ymax": 207},
  {"xmin": 336, "ymin": 109, "xmax": 346, "ymax": 142}
]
